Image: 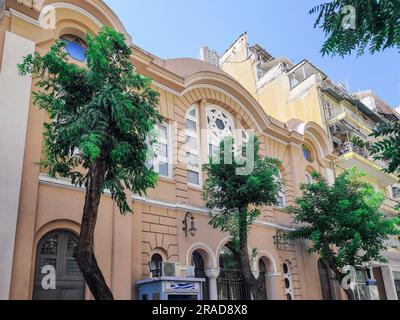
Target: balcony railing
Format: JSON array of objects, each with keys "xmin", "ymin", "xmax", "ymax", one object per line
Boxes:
[
  {"xmin": 326, "ymin": 106, "xmax": 376, "ymax": 131},
  {"xmin": 385, "ymin": 235, "xmax": 400, "ymax": 251},
  {"xmin": 382, "ymin": 196, "xmax": 400, "ymax": 213},
  {"xmin": 336, "ymin": 142, "xmax": 388, "ymax": 169}
]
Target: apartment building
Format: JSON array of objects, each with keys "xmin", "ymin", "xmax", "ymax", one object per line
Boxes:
[{"xmin": 220, "ymin": 33, "xmax": 400, "ymax": 300}]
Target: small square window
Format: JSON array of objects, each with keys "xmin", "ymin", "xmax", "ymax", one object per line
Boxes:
[
  {"xmin": 158, "ymin": 162, "xmax": 169, "ymax": 178},
  {"xmin": 188, "ymin": 170, "xmax": 200, "ymax": 185}
]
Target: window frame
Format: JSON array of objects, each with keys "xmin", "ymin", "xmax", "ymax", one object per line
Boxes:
[
  {"xmin": 275, "ymin": 171, "xmax": 286, "ymax": 209},
  {"xmin": 150, "ymin": 122, "xmax": 172, "ymax": 180},
  {"xmin": 302, "ymin": 144, "xmax": 314, "ymax": 163},
  {"xmin": 185, "ymin": 106, "xmax": 202, "ymax": 187},
  {"xmin": 60, "ymin": 35, "xmax": 87, "ymax": 63},
  {"xmin": 206, "ymin": 105, "xmax": 235, "ymax": 157}
]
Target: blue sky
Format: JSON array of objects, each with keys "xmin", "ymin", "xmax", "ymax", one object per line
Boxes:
[{"xmin": 105, "ymin": 0, "xmax": 400, "ymax": 108}]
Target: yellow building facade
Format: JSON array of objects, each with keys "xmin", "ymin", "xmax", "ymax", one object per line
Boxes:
[
  {"xmin": 0, "ymin": 0, "xmax": 347, "ymax": 301},
  {"xmin": 221, "ymin": 33, "xmax": 400, "ymax": 300}
]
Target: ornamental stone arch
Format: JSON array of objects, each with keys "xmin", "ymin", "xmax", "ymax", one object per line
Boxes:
[
  {"xmin": 35, "ymin": 0, "xmax": 131, "ymax": 41},
  {"xmin": 180, "ymin": 85, "xmax": 266, "ymax": 134},
  {"xmin": 186, "ymin": 242, "xmax": 216, "ymax": 269},
  {"xmin": 287, "ymin": 120, "xmax": 335, "ymax": 168}
]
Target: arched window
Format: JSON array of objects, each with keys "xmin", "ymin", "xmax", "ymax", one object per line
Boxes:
[
  {"xmin": 318, "ymin": 260, "xmax": 334, "ymax": 300},
  {"xmin": 206, "ymin": 106, "xmax": 234, "ymax": 156},
  {"xmin": 33, "ymin": 230, "xmax": 85, "ymax": 300},
  {"xmin": 185, "ymin": 106, "xmax": 201, "ymax": 185},
  {"xmin": 192, "ymin": 251, "xmax": 209, "ymax": 300},
  {"xmin": 302, "ymin": 145, "xmax": 313, "ymax": 162},
  {"xmin": 151, "ymin": 253, "xmax": 163, "ymax": 266},
  {"xmin": 60, "ymin": 35, "xmax": 86, "ymax": 62},
  {"xmin": 258, "ymin": 259, "xmax": 268, "ymax": 300}
]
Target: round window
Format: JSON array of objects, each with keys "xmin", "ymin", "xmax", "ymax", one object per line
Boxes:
[
  {"xmin": 283, "ymin": 263, "xmax": 289, "ymax": 274},
  {"xmin": 285, "ymin": 278, "xmax": 291, "ymax": 289}
]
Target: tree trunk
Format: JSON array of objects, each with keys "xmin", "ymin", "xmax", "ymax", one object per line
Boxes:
[
  {"xmin": 327, "ymin": 260, "xmax": 356, "ymax": 301},
  {"xmin": 238, "ymin": 208, "xmax": 265, "ymax": 301},
  {"xmin": 77, "ymin": 157, "xmax": 114, "ymax": 300},
  {"xmin": 322, "ymin": 241, "xmax": 356, "ymax": 301},
  {"xmin": 344, "ymin": 288, "xmax": 356, "ymax": 300}
]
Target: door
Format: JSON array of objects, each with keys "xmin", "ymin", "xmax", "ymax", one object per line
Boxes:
[{"xmin": 33, "ymin": 230, "xmax": 85, "ymax": 300}]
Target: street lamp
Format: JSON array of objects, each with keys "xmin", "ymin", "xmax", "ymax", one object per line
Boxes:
[{"xmin": 183, "ymin": 212, "xmax": 197, "ymax": 237}]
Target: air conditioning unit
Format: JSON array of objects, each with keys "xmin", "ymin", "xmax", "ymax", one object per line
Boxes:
[{"xmin": 161, "ymin": 262, "xmax": 176, "ymax": 277}]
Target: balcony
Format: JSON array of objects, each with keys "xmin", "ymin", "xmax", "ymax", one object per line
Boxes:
[
  {"xmin": 382, "ymin": 197, "xmax": 400, "ymax": 214},
  {"xmin": 335, "ymin": 142, "xmax": 398, "ymax": 186},
  {"xmin": 385, "ymin": 235, "xmax": 400, "ymax": 251},
  {"xmin": 327, "ymin": 106, "xmax": 376, "ymax": 133}
]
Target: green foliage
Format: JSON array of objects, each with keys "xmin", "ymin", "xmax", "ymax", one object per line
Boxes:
[
  {"xmin": 203, "ymin": 136, "xmax": 283, "ymax": 243},
  {"xmin": 370, "ymin": 120, "xmax": 400, "ymax": 178},
  {"xmin": 18, "ymin": 27, "xmax": 162, "ymax": 214},
  {"xmin": 288, "ymin": 168, "xmax": 400, "ymax": 278},
  {"xmin": 310, "ymin": 0, "xmax": 400, "ymax": 56},
  {"xmin": 350, "ymin": 135, "xmax": 366, "ymax": 149}
]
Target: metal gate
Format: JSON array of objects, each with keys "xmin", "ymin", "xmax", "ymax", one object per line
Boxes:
[{"xmin": 217, "ymin": 270, "xmax": 251, "ymax": 300}]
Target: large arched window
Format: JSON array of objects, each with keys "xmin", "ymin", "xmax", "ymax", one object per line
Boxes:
[
  {"xmin": 185, "ymin": 106, "xmax": 201, "ymax": 185},
  {"xmin": 33, "ymin": 230, "xmax": 85, "ymax": 300},
  {"xmin": 60, "ymin": 35, "xmax": 87, "ymax": 62},
  {"xmin": 206, "ymin": 106, "xmax": 234, "ymax": 156},
  {"xmin": 318, "ymin": 259, "xmax": 334, "ymax": 300}
]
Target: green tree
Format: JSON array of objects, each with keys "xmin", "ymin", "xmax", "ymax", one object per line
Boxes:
[
  {"xmin": 18, "ymin": 27, "xmax": 161, "ymax": 300},
  {"xmin": 288, "ymin": 168, "xmax": 400, "ymax": 300},
  {"xmin": 310, "ymin": 0, "xmax": 400, "ymax": 56},
  {"xmin": 203, "ymin": 137, "xmax": 282, "ymax": 300},
  {"xmin": 370, "ymin": 119, "xmax": 400, "ymax": 178}
]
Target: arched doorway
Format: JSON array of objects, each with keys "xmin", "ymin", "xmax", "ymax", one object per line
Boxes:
[
  {"xmin": 33, "ymin": 230, "xmax": 85, "ymax": 300},
  {"xmin": 191, "ymin": 251, "xmax": 209, "ymax": 300},
  {"xmin": 217, "ymin": 246, "xmax": 251, "ymax": 300},
  {"xmin": 258, "ymin": 259, "xmax": 268, "ymax": 300},
  {"xmin": 318, "ymin": 259, "xmax": 333, "ymax": 300}
]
